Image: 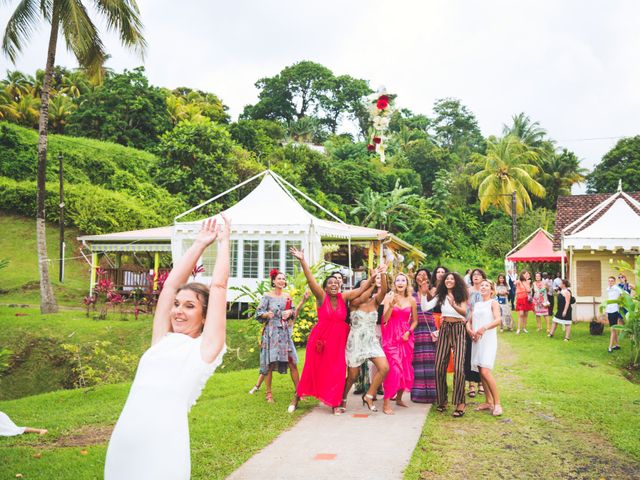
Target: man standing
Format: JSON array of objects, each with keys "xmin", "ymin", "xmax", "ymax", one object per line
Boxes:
[{"xmin": 508, "ymin": 269, "xmax": 517, "ymax": 309}]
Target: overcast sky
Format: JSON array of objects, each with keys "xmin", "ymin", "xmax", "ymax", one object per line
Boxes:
[{"xmin": 2, "ymin": 0, "xmax": 639, "ymax": 191}]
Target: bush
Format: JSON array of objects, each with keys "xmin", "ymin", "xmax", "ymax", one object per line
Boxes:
[{"xmin": 0, "ymin": 177, "xmax": 182, "ymax": 234}]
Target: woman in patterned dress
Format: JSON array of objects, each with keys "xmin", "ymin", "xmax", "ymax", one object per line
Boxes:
[
  {"xmin": 495, "ymin": 274, "xmax": 513, "ymax": 331},
  {"xmin": 411, "ymin": 268, "xmax": 438, "ymax": 404},
  {"xmin": 255, "ymin": 270, "xmax": 300, "ymax": 406},
  {"xmin": 532, "ymin": 272, "xmax": 550, "ymax": 332}
]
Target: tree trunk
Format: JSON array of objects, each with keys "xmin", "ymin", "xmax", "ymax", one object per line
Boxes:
[{"xmin": 36, "ymin": 11, "xmax": 60, "ymax": 314}]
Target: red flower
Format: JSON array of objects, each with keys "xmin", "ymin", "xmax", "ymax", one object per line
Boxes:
[
  {"xmin": 373, "ymin": 137, "xmax": 382, "ymax": 144},
  {"xmin": 192, "ymin": 264, "xmax": 205, "ymax": 278},
  {"xmin": 376, "ymin": 95, "xmax": 389, "ymax": 110},
  {"xmin": 269, "ymin": 268, "xmax": 280, "ymax": 280},
  {"xmin": 367, "ymin": 144, "xmax": 376, "ymax": 151}
]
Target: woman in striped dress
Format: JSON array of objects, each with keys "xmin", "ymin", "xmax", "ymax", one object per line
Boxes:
[{"xmin": 411, "ymin": 268, "xmax": 437, "ymax": 403}]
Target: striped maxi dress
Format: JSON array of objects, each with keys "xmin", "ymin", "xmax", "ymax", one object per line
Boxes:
[{"xmin": 410, "ymin": 292, "xmax": 438, "ymax": 403}]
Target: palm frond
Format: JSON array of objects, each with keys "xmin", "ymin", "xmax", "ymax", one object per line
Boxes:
[
  {"xmin": 2, "ymin": 0, "xmax": 41, "ymax": 63},
  {"xmin": 93, "ymin": 0, "xmax": 146, "ymax": 56}
]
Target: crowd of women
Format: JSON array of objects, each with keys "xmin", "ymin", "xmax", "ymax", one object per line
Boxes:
[{"xmin": 248, "ymin": 250, "xmax": 545, "ymax": 419}]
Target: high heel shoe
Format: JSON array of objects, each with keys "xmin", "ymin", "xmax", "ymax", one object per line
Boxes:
[
  {"xmin": 248, "ymin": 384, "xmax": 260, "ymax": 394},
  {"xmin": 362, "ymin": 393, "xmax": 378, "ymax": 412}
]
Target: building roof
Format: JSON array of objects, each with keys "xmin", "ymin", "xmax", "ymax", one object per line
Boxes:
[
  {"xmin": 506, "ymin": 229, "xmax": 565, "ymax": 262},
  {"xmin": 553, "ymin": 191, "xmax": 640, "ymax": 250}
]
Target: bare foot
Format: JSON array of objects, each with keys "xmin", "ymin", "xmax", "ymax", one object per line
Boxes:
[
  {"xmin": 38, "ymin": 429, "xmax": 48, "ymax": 435},
  {"xmin": 475, "ymin": 403, "xmax": 494, "ymax": 411},
  {"xmin": 492, "ymin": 404, "xmax": 503, "ymax": 416},
  {"xmin": 396, "ymin": 400, "xmax": 409, "ymax": 407},
  {"xmin": 383, "ymin": 407, "xmax": 394, "ymax": 415}
]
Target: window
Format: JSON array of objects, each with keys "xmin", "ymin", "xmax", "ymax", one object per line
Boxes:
[
  {"xmin": 263, "ymin": 240, "xmax": 281, "ymax": 278},
  {"xmin": 230, "ymin": 240, "xmax": 238, "ymax": 277},
  {"xmin": 243, "ymin": 240, "xmax": 259, "ymax": 279},
  {"xmin": 202, "ymin": 242, "xmax": 217, "ymax": 276},
  {"xmin": 285, "ymin": 240, "xmax": 302, "ymax": 275},
  {"xmin": 576, "ymin": 260, "xmax": 601, "ymax": 296}
]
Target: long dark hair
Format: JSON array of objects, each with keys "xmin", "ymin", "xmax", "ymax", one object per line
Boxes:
[
  {"xmin": 496, "ymin": 273, "xmax": 507, "ymax": 286},
  {"xmin": 413, "ymin": 268, "xmax": 431, "ymax": 292},
  {"xmin": 470, "ymin": 268, "xmax": 487, "ymax": 281},
  {"xmin": 430, "ymin": 265, "xmax": 449, "ymax": 288},
  {"xmin": 435, "ymin": 272, "xmax": 468, "ymax": 306}
]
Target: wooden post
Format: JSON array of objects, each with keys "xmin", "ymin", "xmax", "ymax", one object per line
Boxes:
[
  {"xmin": 90, "ymin": 252, "xmax": 99, "ymax": 295},
  {"xmin": 153, "ymin": 252, "xmax": 160, "ymax": 290}
]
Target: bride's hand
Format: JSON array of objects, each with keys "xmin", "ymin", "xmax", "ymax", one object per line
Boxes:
[
  {"xmin": 195, "ymin": 217, "xmax": 219, "ymax": 247},
  {"xmin": 289, "ymin": 247, "xmax": 305, "ymax": 261}
]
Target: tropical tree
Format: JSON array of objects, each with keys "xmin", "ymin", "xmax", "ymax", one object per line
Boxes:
[
  {"xmin": 2, "ymin": 70, "xmax": 32, "ymax": 100},
  {"xmin": 470, "ymin": 135, "xmax": 545, "ymax": 215},
  {"xmin": 587, "ymin": 136, "xmax": 640, "ymax": 193},
  {"xmin": 48, "ymin": 94, "xmax": 76, "ymax": 133},
  {"xmin": 2, "ymin": 0, "xmax": 146, "ymax": 313},
  {"xmin": 351, "ymin": 180, "xmax": 419, "ymax": 231},
  {"xmin": 502, "ymin": 112, "xmax": 555, "ymax": 161},
  {"xmin": 12, "ymin": 94, "xmax": 40, "ymax": 127},
  {"xmin": 539, "ymin": 149, "xmax": 587, "ymax": 208}
]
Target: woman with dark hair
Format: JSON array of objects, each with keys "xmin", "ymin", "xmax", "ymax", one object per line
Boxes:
[
  {"xmin": 430, "ymin": 266, "xmax": 452, "ymax": 374},
  {"xmin": 289, "ymin": 247, "xmax": 381, "ymax": 414},
  {"xmin": 532, "ymin": 272, "xmax": 550, "ymax": 332},
  {"xmin": 420, "ymin": 272, "xmax": 469, "ymax": 417},
  {"xmin": 105, "ymin": 216, "xmax": 230, "ymax": 480},
  {"xmin": 465, "ymin": 268, "xmax": 485, "ymax": 399},
  {"xmin": 515, "ymin": 270, "xmax": 533, "ymax": 334},
  {"xmin": 254, "ymin": 269, "xmax": 300, "ymax": 407},
  {"xmin": 495, "ymin": 274, "xmax": 512, "ymax": 331},
  {"xmin": 411, "ymin": 268, "xmax": 438, "ymax": 404},
  {"xmin": 548, "ymin": 278, "xmax": 574, "ymax": 341}
]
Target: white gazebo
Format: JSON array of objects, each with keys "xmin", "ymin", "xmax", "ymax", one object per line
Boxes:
[{"xmin": 172, "ymin": 169, "xmax": 424, "ymax": 301}]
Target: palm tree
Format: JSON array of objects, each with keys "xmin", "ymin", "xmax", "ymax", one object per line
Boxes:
[
  {"xmin": 502, "ymin": 112, "xmax": 555, "ymax": 161},
  {"xmin": 470, "ymin": 135, "xmax": 546, "ymax": 215},
  {"xmin": 542, "ymin": 149, "xmax": 587, "ymax": 204},
  {"xmin": 12, "ymin": 94, "xmax": 40, "ymax": 127},
  {"xmin": 351, "ymin": 180, "xmax": 419, "ymax": 231},
  {"xmin": 2, "ymin": 70, "xmax": 32, "ymax": 100},
  {"xmin": 2, "ymin": 1, "xmax": 146, "ymax": 313},
  {"xmin": 48, "ymin": 94, "xmax": 76, "ymax": 133}
]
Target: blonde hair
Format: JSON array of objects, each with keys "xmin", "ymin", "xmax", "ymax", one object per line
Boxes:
[
  {"xmin": 393, "ymin": 273, "xmax": 413, "ymax": 297},
  {"xmin": 481, "ymin": 279, "xmax": 496, "ymax": 295}
]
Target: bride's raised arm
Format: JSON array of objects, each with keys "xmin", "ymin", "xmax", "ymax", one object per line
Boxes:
[
  {"xmin": 201, "ymin": 214, "xmax": 231, "ymax": 363},
  {"xmin": 152, "ymin": 217, "xmax": 220, "ymax": 345}
]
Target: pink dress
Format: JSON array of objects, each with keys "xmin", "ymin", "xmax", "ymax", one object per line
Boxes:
[
  {"xmin": 296, "ymin": 293, "xmax": 349, "ymax": 407},
  {"xmin": 382, "ymin": 306, "xmax": 415, "ymax": 400}
]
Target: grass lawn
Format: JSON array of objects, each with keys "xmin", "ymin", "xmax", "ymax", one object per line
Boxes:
[
  {"xmin": 0, "ymin": 214, "xmax": 89, "ymax": 306},
  {"xmin": 0, "ymin": 364, "xmax": 313, "ymax": 479},
  {"xmin": 0, "ymin": 306, "xmax": 262, "ymax": 399},
  {"xmin": 404, "ymin": 321, "xmax": 640, "ymax": 479}
]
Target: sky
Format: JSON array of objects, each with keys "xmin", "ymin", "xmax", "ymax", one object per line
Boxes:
[{"xmin": 1, "ymin": 0, "xmax": 639, "ymax": 192}]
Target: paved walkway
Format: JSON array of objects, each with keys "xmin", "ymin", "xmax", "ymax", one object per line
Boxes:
[{"xmin": 227, "ymin": 395, "xmax": 430, "ymax": 480}]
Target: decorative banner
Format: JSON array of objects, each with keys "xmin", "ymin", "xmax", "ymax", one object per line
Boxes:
[{"xmin": 367, "ymin": 87, "xmax": 396, "ymax": 163}]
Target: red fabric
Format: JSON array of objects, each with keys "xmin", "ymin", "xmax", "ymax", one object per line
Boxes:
[
  {"xmin": 297, "ymin": 293, "xmax": 349, "ymax": 407},
  {"xmin": 382, "ymin": 306, "xmax": 415, "ymax": 399},
  {"xmin": 507, "ymin": 230, "xmax": 566, "ymax": 263}
]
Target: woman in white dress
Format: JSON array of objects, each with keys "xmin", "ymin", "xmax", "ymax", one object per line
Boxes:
[
  {"xmin": 470, "ymin": 279, "xmax": 503, "ymax": 416},
  {"xmin": 342, "ymin": 266, "xmax": 389, "ymax": 412},
  {"xmin": 0, "ymin": 411, "xmax": 47, "ymax": 436},
  {"xmin": 105, "ymin": 215, "xmax": 230, "ymax": 480}
]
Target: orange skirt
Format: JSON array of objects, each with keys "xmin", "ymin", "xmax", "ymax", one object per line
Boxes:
[{"xmin": 433, "ymin": 313, "xmax": 454, "ymax": 373}]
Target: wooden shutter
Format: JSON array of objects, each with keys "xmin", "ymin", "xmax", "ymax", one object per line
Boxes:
[{"xmin": 576, "ymin": 260, "xmax": 601, "ymax": 296}]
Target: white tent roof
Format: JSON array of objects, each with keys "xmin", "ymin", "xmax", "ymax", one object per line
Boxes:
[{"xmin": 563, "ymin": 195, "xmax": 640, "ymax": 250}]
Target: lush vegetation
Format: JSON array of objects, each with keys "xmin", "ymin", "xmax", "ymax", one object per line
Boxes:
[
  {"xmin": 0, "ymin": 60, "xmax": 604, "ymax": 272},
  {"xmin": 405, "ymin": 324, "xmax": 640, "ymax": 479}
]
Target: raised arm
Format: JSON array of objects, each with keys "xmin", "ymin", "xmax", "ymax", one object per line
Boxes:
[
  {"xmin": 343, "ymin": 264, "xmax": 387, "ymax": 302},
  {"xmin": 383, "ymin": 292, "xmax": 396, "ymax": 324},
  {"xmin": 374, "ymin": 273, "xmax": 388, "ymax": 304},
  {"xmin": 201, "ymin": 214, "xmax": 231, "ymax": 363},
  {"xmin": 289, "ymin": 247, "xmax": 325, "ymax": 304},
  {"xmin": 152, "ymin": 217, "xmax": 219, "ymax": 345}
]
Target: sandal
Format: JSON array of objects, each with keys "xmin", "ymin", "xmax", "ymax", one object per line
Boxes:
[
  {"xmin": 478, "ymin": 387, "xmax": 485, "ymax": 396},
  {"xmin": 248, "ymin": 384, "xmax": 260, "ymax": 395},
  {"xmin": 265, "ymin": 392, "xmax": 274, "ymax": 403},
  {"xmin": 362, "ymin": 394, "xmax": 378, "ymax": 412},
  {"xmin": 467, "ymin": 386, "xmax": 476, "ymax": 398},
  {"xmin": 436, "ymin": 404, "xmax": 447, "ymax": 413},
  {"xmin": 452, "ymin": 409, "xmax": 466, "ymax": 418}
]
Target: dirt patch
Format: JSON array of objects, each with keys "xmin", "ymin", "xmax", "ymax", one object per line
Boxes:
[{"xmin": 53, "ymin": 425, "xmax": 113, "ymax": 447}]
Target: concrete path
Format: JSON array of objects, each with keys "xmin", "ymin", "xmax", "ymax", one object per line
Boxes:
[{"xmin": 227, "ymin": 395, "xmax": 430, "ymax": 480}]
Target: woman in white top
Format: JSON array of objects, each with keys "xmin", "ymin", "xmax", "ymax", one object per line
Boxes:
[
  {"xmin": 470, "ymin": 280, "xmax": 503, "ymax": 416},
  {"xmin": 105, "ymin": 215, "xmax": 230, "ymax": 480}
]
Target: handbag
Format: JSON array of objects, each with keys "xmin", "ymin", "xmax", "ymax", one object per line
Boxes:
[{"xmin": 424, "ymin": 314, "xmax": 439, "ymax": 342}]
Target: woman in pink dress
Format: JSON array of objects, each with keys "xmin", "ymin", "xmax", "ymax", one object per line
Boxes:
[
  {"xmin": 381, "ymin": 273, "xmax": 418, "ymax": 415},
  {"xmin": 289, "ymin": 247, "xmax": 381, "ymax": 414}
]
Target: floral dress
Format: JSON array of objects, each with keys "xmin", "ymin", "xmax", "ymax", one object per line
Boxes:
[
  {"xmin": 256, "ymin": 295, "xmax": 298, "ymax": 375},
  {"xmin": 532, "ymin": 282, "xmax": 549, "ymax": 316},
  {"xmin": 495, "ymin": 284, "xmax": 513, "ymax": 329}
]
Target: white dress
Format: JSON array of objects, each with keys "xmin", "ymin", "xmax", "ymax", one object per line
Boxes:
[
  {"xmin": 105, "ymin": 333, "xmax": 225, "ymax": 480},
  {"xmin": 471, "ymin": 299, "xmax": 498, "ymax": 371},
  {"xmin": 346, "ymin": 310, "xmax": 384, "ymax": 367},
  {"xmin": 0, "ymin": 411, "xmax": 26, "ymax": 436}
]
